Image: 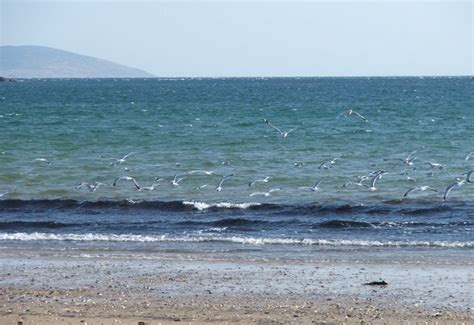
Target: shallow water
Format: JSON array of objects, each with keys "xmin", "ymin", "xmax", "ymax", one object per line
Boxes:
[{"xmin": 0, "ymin": 78, "xmax": 473, "ymax": 261}]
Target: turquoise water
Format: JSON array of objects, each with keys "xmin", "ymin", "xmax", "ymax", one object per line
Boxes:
[{"xmin": 0, "ymin": 78, "xmax": 473, "ymax": 260}]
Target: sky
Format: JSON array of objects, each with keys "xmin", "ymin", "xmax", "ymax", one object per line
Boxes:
[{"xmin": 1, "ymin": 0, "xmax": 472, "ymax": 77}]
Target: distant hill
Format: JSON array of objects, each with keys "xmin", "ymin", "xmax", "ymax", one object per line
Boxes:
[{"xmin": 0, "ymin": 45, "xmax": 155, "ymax": 78}]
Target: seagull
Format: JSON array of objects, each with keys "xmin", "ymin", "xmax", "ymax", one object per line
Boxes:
[
  {"xmin": 343, "ymin": 177, "xmax": 367, "ymax": 188},
  {"xmin": 319, "ymin": 158, "xmax": 339, "ymax": 170},
  {"xmin": 402, "ymin": 151, "xmax": 418, "ymax": 166},
  {"xmin": 113, "ymin": 176, "xmax": 140, "ymax": 190},
  {"xmin": 426, "ymin": 162, "xmax": 447, "ymax": 169},
  {"xmin": 187, "ymin": 170, "xmax": 216, "ymax": 176},
  {"xmin": 33, "ymin": 158, "xmax": 51, "ymax": 164},
  {"xmin": 139, "ymin": 179, "xmax": 163, "ymax": 191},
  {"xmin": 340, "ymin": 109, "xmax": 368, "ymax": 122},
  {"xmin": 171, "ymin": 174, "xmax": 187, "ymax": 186},
  {"xmin": 194, "ymin": 184, "xmax": 211, "ymax": 190},
  {"xmin": 264, "ymin": 119, "xmax": 298, "ymax": 138},
  {"xmin": 216, "ymin": 174, "xmax": 234, "ymax": 192},
  {"xmin": 367, "ymin": 171, "xmax": 386, "ymax": 191},
  {"xmin": 249, "ymin": 188, "xmax": 281, "ymax": 197},
  {"xmin": 342, "ymin": 175, "xmax": 370, "ymax": 188},
  {"xmin": 343, "ymin": 181, "xmax": 365, "ymax": 188},
  {"xmin": 403, "ymin": 186, "xmax": 438, "ymax": 198},
  {"xmin": 465, "ymin": 152, "xmax": 474, "ymax": 161},
  {"xmin": 368, "ymin": 169, "xmax": 386, "ymax": 176},
  {"xmin": 110, "ymin": 152, "xmax": 135, "ymax": 166},
  {"xmin": 76, "ymin": 182, "xmax": 108, "ymax": 192},
  {"xmin": 299, "ymin": 178, "xmax": 323, "ymax": 192},
  {"xmin": 249, "ymin": 176, "xmax": 271, "ymax": 187},
  {"xmin": 443, "ymin": 180, "xmax": 467, "ymax": 201},
  {"xmin": 385, "ymin": 151, "xmax": 417, "ymax": 166},
  {"xmin": 461, "ymin": 170, "xmax": 474, "ymax": 183}
]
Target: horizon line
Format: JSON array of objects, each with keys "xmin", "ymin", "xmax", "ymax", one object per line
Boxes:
[{"xmin": 4, "ymin": 75, "xmax": 473, "ymax": 79}]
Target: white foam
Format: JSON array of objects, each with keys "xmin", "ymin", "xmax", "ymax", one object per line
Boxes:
[
  {"xmin": 182, "ymin": 201, "xmax": 261, "ymax": 211},
  {"xmin": 0, "ymin": 232, "xmax": 472, "ymax": 248}
]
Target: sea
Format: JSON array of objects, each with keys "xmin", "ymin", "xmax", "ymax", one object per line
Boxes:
[{"xmin": 0, "ymin": 77, "xmax": 473, "ymax": 263}]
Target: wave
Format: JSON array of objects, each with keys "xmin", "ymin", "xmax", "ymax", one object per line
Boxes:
[
  {"xmin": 317, "ymin": 220, "xmax": 375, "ymax": 229},
  {"xmin": 1, "ymin": 218, "xmax": 469, "ymax": 233},
  {"xmin": 1, "ymin": 218, "xmax": 468, "ymax": 233},
  {"xmin": 0, "ymin": 199, "xmax": 464, "ymax": 216},
  {"xmin": 0, "ymin": 199, "xmax": 193, "ymax": 211},
  {"xmin": 182, "ymin": 201, "xmax": 262, "ymax": 211},
  {"xmin": 0, "ymin": 232, "xmax": 472, "ymax": 248},
  {"xmin": 177, "ymin": 217, "xmax": 269, "ymax": 228},
  {"xmin": 0, "ymin": 221, "xmax": 77, "ymax": 230}
]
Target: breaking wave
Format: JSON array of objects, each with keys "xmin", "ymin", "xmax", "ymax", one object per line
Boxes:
[{"xmin": 0, "ymin": 232, "xmax": 472, "ymax": 248}]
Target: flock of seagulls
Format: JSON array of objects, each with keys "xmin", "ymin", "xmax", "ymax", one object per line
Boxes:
[
  {"xmin": 261, "ymin": 116, "xmax": 472, "ymax": 201},
  {"xmin": 65, "ymin": 113, "xmax": 473, "ymax": 202},
  {"xmin": 2, "ymin": 110, "xmax": 472, "ymax": 203}
]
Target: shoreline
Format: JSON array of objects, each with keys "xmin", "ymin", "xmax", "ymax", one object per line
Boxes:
[{"xmin": 0, "ymin": 248, "xmax": 472, "ymax": 324}]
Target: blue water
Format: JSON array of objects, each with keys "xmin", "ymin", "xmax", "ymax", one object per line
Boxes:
[{"xmin": 0, "ymin": 78, "xmax": 473, "ymax": 261}]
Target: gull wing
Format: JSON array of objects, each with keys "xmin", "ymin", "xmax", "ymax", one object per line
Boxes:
[
  {"xmin": 443, "ymin": 181, "xmax": 464, "ymax": 201},
  {"xmin": 264, "ymin": 119, "xmax": 284, "ymax": 134},
  {"xmin": 403, "ymin": 187, "xmax": 418, "ymax": 197},
  {"xmin": 352, "ymin": 111, "xmax": 368, "ymax": 122},
  {"xmin": 249, "ymin": 192, "xmax": 265, "ymax": 197},
  {"xmin": 122, "ymin": 152, "xmax": 136, "ymax": 160},
  {"xmin": 313, "ymin": 178, "xmax": 323, "ymax": 188}
]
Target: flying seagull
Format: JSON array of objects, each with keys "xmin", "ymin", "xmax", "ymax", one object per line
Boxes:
[
  {"xmin": 33, "ymin": 158, "xmax": 51, "ymax": 164},
  {"xmin": 139, "ymin": 179, "xmax": 164, "ymax": 191},
  {"xmin": 171, "ymin": 174, "xmax": 187, "ymax": 186},
  {"xmin": 76, "ymin": 182, "xmax": 108, "ymax": 192},
  {"xmin": 426, "ymin": 162, "xmax": 447, "ymax": 169},
  {"xmin": 216, "ymin": 174, "xmax": 234, "ymax": 192},
  {"xmin": 249, "ymin": 176, "xmax": 271, "ymax": 187},
  {"xmin": 403, "ymin": 186, "xmax": 438, "ymax": 198},
  {"xmin": 385, "ymin": 151, "xmax": 417, "ymax": 166},
  {"xmin": 249, "ymin": 188, "xmax": 281, "ymax": 197},
  {"xmin": 187, "ymin": 170, "xmax": 216, "ymax": 176},
  {"xmin": 110, "ymin": 152, "xmax": 135, "ymax": 166},
  {"xmin": 339, "ymin": 109, "xmax": 368, "ymax": 122},
  {"xmin": 195, "ymin": 184, "xmax": 211, "ymax": 190},
  {"xmin": 264, "ymin": 119, "xmax": 298, "ymax": 138},
  {"xmin": 319, "ymin": 158, "xmax": 339, "ymax": 170},
  {"xmin": 367, "ymin": 171, "xmax": 386, "ymax": 191},
  {"xmin": 443, "ymin": 180, "xmax": 466, "ymax": 202},
  {"xmin": 300, "ymin": 178, "xmax": 323, "ymax": 192},
  {"xmin": 342, "ymin": 175, "xmax": 369, "ymax": 188},
  {"xmin": 461, "ymin": 170, "xmax": 474, "ymax": 183},
  {"xmin": 113, "ymin": 176, "xmax": 140, "ymax": 190}
]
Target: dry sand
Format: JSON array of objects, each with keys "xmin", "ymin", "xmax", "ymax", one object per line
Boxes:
[{"xmin": 0, "ymin": 248, "xmax": 472, "ymax": 324}]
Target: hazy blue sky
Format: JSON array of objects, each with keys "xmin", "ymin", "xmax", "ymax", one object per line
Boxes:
[{"xmin": 1, "ymin": 1, "xmax": 472, "ymax": 77}]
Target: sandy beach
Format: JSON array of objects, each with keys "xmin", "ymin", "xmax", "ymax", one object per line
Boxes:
[{"xmin": 0, "ymin": 248, "xmax": 472, "ymax": 324}]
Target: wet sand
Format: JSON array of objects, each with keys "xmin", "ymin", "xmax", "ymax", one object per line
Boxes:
[{"xmin": 0, "ymin": 248, "xmax": 472, "ymax": 324}]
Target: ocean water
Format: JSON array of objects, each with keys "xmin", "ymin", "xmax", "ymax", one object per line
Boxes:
[{"xmin": 0, "ymin": 77, "xmax": 473, "ymax": 262}]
